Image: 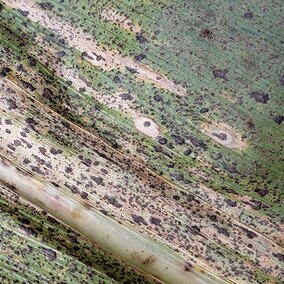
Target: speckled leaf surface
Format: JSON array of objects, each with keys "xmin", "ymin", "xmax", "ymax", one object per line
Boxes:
[{"xmin": 0, "ymin": 0, "xmax": 283, "ymax": 283}]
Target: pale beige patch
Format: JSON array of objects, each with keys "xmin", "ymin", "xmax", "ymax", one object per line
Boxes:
[
  {"xmin": 3, "ymin": 0, "xmax": 186, "ymax": 96},
  {"xmin": 133, "ymin": 116, "xmax": 160, "ymax": 138},
  {"xmin": 101, "ymin": 8, "xmax": 141, "ymax": 33},
  {"xmin": 201, "ymin": 122, "xmax": 246, "ymax": 150}
]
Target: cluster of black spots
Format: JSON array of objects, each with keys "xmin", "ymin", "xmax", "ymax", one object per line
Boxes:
[
  {"xmin": 4, "ymin": 98, "xmax": 17, "ymax": 110},
  {"xmin": 20, "ymin": 79, "xmax": 36, "ymax": 92},
  {"xmin": 213, "ymin": 69, "xmax": 228, "ymax": 80},
  {"xmin": 186, "ymin": 134, "xmax": 208, "ymax": 150},
  {"xmin": 213, "ymin": 132, "xmax": 227, "ymax": 140},
  {"xmin": 104, "ymin": 195, "xmax": 122, "ymax": 208},
  {"xmin": 273, "ymin": 253, "xmax": 284, "ymax": 263},
  {"xmin": 171, "ymin": 134, "xmax": 185, "ymax": 145},
  {"xmin": 249, "ymin": 91, "xmax": 270, "ymax": 103},
  {"xmin": 249, "ymin": 199, "xmax": 268, "ymax": 210},
  {"xmin": 0, "ymin": 66, "xmax": 12, "ymax": 77},
  {"xmin": 254, "ymin": 188, "xmax": 269, "ymax": 197}
]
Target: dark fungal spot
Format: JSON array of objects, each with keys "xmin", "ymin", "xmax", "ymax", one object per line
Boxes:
[
  {"xmin": 187, "ymin": 135, "xmax": 208, "ymax": 150},
  {"xmin": 170, "ymin": 172, "xmax": 184, "ymax": 181},
  {"xmin": 224, "ymin": 198, "xmax": 237, "ymax": 207},
  {"xmin": 154, "ymin": 95, "xmax": 163, "ymax": 104},
  {"xmin": 209, "ymin": 214, "xmax": 218, "ymax": 222},
  {"xmin": 279, "ymin": 75, "xmax": 284, "ymax": 86},
  {"xmin": 31, "ymin": 166, "xmax": 44, "ymax": 175},
  {"xmin": 134, "ymin": 53, "xmax": 146, "ymax": 62},
  {"xmin": 186, "ymin": 194, "xmax": 195, "ymax": 202},
  {"xmin": 244, "ymin": 12, "xmax": 254, "ymax": 19},
  {"xmin": 149, "ymin": 217, "xmax": 162, "ymax": 227},
  {"xmin": 119, "ymin": 93, "xmax": 133, "ymax": 100},
  {"xmin": 273, "ymin": 253, "xmax": 284, "ymax": 263},
  {"xmin": 38, "ymin": 2, "xmax": 54, "ymax": 10},
  {"xmin": 190, "ymin": 225, "xmax": 201, "ymax": 235},
  {"xmin": 171, "ymin": 134, "xmax": 185, "ymax": 145},
  {"xmin": 56, "ymin": 51, "xmax": 66, "ymax": 58},
  {"xmin": 241, "ymin": 227, "xmax": 257, "ymax": 239},
  {"xmin": 158, "ymin": 137, "xmax": 167, "ymax": 145},
  {"xmin": 126, "ymin": 66, "xmax": 138, "ymax": 74},
  {"xmin": 183, "ymin": 148, "xmax": 192, "ymax": 156},
  {"xmin": 254, "ymin": 188, "xmax": 269, "ymax": 197},
  {"xmin": 224, "ymin": 164, "xmax": 237, "ymax": 174},
  {"xmin": 113, "ymin": 75, "xmax": 121, "ymax": 83},
  {"xmin": 90, "ymin": 176, "xmax": 104, "ymax": 186},
  {"xmin": 14, "ymin": 139, "xmax": 21, "ymax": 146},
  {"xmin": 65, "ymin": 166, "xmax": 73, "ymax": 173},
  {"xmin": 173, "ymin": 195, "xmax": 180, "ymax": 200},
  {"xmin": 217, "ymin": 227, "xmax": 230, "ymax": 237},
  {"xmin": 250, "ymin": 199, "xmax": 264, "ymax": 210},
  {"xmin": 42, "ymin": 88, "xmax": 54, "ymax": 101},
  {"xmin": 39, "ymin": 147, "xmax": 48, "ymax": 157},
  {"xmin": 105, "ymin": 196, "xmax": 122, "ymax": 208},
  {"xmin": 27, "ymin": 56, "xmax": 36, "ymax": 66},
  {"xmin": 0, "ymin": 67, "xmax": 12, "ymax": 77},
  {"xmin": 200, "ymin": 29, "xmax": 213, "ymax": 39},
  {"xmin": 20, "ymin": 80, "xmax": 36, "ymax": 92},
  {"xmin": 23, "ymin": 158, "xmax": 31, "ymax": 164},
  {"xmin": 249, "ymin": 91, "xmax": 270, "ymax": 103},
  {"xmin": 80, "ymin": 191, "xmax": 88, "ymax": 199},
  {"xmin": 213, "ymin": 132, "xmax": 227, "ymax": 140},
  {"xmin": 42, "ymin": 247, "xmax": 57, "ymax": 261},
  {"xmin": 136, "ymin": 33, "xmax": 148, "ymax": 44},
  {"xmin": 17, "ymin": 9, "xmax": 29, "ymax": 16},
  {"xmin": 213, "ymin": 69, "xmax": 228, "ymax": 80},
  {"xmin": 200, "ymin": 107, "xmax": 209, "ymax": 113},
  {"xmin": 50, "ymin": 147, "xmax": 63, "ymax": 155},
  {"xmin": 5, "ymin": 119, "xmax": 12, "ymax": 125},
  {"xmin": 272, "ymin": 115, "xmax": 284, "ymax": 125},
  {"xmin": 131, "ymin": 214, "xmax": 147, "ymax": 225},
  {"xmin": 184, "ymin": 262, "xmax": 192, "ymax": 272},
  {"xmin": 82, "ymin": 158, "xmax": 92, "ymax": 167},
  {"xmin": 4, "ymin": 98, "xmax": 17, "ymax": 110},
  {"xmin": 144, "ymin": 121, "xmax": 151, "ymax": 127}
]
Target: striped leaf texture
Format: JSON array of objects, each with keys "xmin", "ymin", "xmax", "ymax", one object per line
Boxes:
[{"xmin": 0, "ymin": 1, "xmax": 283, "ymax": 283}]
